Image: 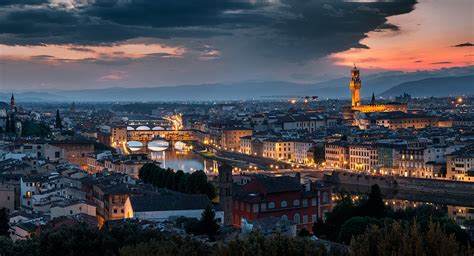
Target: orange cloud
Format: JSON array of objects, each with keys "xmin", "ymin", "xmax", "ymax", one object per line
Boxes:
[{"xmin": 0, "ymin": 43, "xmax": 186, "ymax": 62}]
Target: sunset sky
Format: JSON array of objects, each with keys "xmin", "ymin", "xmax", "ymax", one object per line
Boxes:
[{"xmin": 0, "ymin": 0, "xmax": 472, "ymax": 90}]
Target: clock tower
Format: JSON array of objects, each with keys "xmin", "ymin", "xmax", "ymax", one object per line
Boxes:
[{"xmin": 349, "ymin": 64, "xmax": 361, "ymax": 107}]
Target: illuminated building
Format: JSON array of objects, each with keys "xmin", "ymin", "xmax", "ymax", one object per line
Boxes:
[
  {"xmin": 220, "ymin": 128, "xmax": 253, "ymax": 151},
  {"xmin": 349, "ymin": 64, "xmax": 361, "ymax": 107},
  {"xmin": 447, "ymin": 146, "xmax": 474, "ymax": 182},
  {"xmin": 325, "ymin": 142, "xmax": 349, "ymax": 169},
  {"xmin": 343, "ymin": 66, "xmax": 408, "ymax": 121},
  {"xmin": 349, "ymin": 144, "xmax": 378, "ymax": 172}
]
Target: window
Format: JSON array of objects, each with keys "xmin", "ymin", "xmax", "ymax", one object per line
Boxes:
[
  {"xmin": 303, "ymin": 215, "xmax": 308, "ymax": 224},
  {"xmin": 302, "ymin": 199, "xmax": 308, "ymax": 206},
  {"xmin": 70, "ymin": 210, "xmax": 73, "ymax": 214},
  {"xmin": 268, "ymin": 202, "xmax": 275, "ymax": 209},
  {"xmin": 293, "ymin": 199, "xmax": 300, "ymax": 206},
  {"xmin": 293, "ymin": 214, "xmax": 300, "ymax": 224},
  {"xmin": 280, "ymin": 201, "xmax": 287, "ymax": 208},
  {"xmin": 246, "ymin": 204, "xmax": 250, "ymax": 212},
  {"xmin": 311, "ymin": 198, "xmax": 317, "ymax": 206},
  {"xmin": 281, "ymin": 215, "xmax": 288, "ymax": 220},
  {"xmin": 113, "ymin": 209, "xmax": 118, "ymax": 213},
  {"xmin": 322, "ymin": 192, "xmax": 329, "ymax": 204},
  {"xmin": 261, "ymin": 203, "xmax": 267, "ymax": 211},
  {"xmin": 312, "ymin": 215, "xmax": 317, "ymax": 223},
  {"xmin": 253, "ymin": 204, "xmax": 259, "ymax": 213}
]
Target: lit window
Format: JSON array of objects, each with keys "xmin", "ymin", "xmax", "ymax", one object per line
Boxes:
[
  {"xmin": 268, "ymin": 202, "xmax": 275, "ymax": 209},
  {"xmin": 280, "ymin": 201, "xmax": 287, "ymax": 208},
  {"xmin": 293, "ymin": 199, "xmax": 300, "ymax": 206}
]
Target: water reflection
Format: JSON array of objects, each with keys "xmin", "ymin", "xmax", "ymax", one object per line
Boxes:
[
  {"xmin": 333, "ymin": 193, "xmax": 474, "ymax": 236},
  {"xmin": 148, "ymin": 149, "xmax": 217, "ymax": 173}
]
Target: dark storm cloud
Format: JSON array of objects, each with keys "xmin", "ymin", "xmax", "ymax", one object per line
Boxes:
[
  {"xmin": 453, "ymin": 42, "xmax": 474, "ymax": 47},
  {"xmin": 0, "ymin": 0, "xmax": 47, "ymax": 6},
  {"xmin": 375, "ymin": 23, "xmax": 400, "ymax": 31},
  {"xmin": 68, "ymin": 47, "xmax": 96, "ymax": 52},
  {"xmin": 30, "ymin": 55, "xmax": 54, "ymax": 60},
  {"xmin": 0, "ymin": 0, "xmax": 417, "ymax": 61},
  {"xmin": 248, "ymin": 0, "xmax": 416, "ymax": 61}
]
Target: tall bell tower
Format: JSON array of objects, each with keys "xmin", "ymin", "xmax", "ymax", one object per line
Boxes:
[{"xmin": 349, "ymin": 64, "xmax": 361, "ymax": 107}]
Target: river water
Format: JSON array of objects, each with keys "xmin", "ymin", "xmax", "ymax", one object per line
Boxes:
[{"xmin": 147, "ymin": 149, "xmax": 218, "ymax": 173}]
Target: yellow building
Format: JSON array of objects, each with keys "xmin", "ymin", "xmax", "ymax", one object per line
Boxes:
[{"xmin": 344, "ymin": 66, "xmax": 408, "ymax": 120}]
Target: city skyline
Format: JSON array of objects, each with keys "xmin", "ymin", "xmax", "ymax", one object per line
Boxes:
[{"xmin": 0, "ymin": 0, "xmax": 473, "ymax": 91}]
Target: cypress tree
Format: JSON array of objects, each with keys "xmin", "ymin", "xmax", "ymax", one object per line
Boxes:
[{"xmin": 55, "ymin": 109, "xmax": 63, "ymax": 129}]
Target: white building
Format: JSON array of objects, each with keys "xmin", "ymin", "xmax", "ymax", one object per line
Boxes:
[
  {"xmin": 349, "ymin": 144, "xmax": 378, "ymax": 172},
  {"xmin": 293, "ymin": 141, "xmax": 313, "ymax": 164},
  {"xmin": 51, "ymin": 200, "xmax": 96, "ymax": 219},
  {"xmin": 124, "ymin": 193, "xmax": 224, "ymax": 225}
]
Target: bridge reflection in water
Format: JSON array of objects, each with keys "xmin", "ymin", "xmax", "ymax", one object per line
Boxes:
[{"xmin": 147, "ymin": 149, "xmax": 218, "ymax": 174}]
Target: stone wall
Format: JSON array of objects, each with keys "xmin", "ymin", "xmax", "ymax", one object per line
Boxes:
[{"xmin": 323, "ymin": 170, "xmax": 474, "ymax": 207}]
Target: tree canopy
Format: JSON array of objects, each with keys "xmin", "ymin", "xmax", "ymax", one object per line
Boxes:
[{"xmin": 139, "ymin": 163, "xmax": 216, "ymax": 200}]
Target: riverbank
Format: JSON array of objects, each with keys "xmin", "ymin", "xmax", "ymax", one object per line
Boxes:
[{"xmin": 322, "ymin": 170, "xmax": 474, "ymax": 207}]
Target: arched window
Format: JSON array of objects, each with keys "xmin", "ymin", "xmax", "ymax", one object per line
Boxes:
[
  {"xmin": 281, "ymin": 215, "xmax": 288, "ymax": 220},
  {"xmin": 280, "ymin": 201, "xmax": 287, "ymax": 208},
  {"xmin": 293, "ymin": 199, "xmax": 300, "ymax": 206},
  {"xmin": 322, "ymin": 191, "xmax": 329, "ymax": 203},
  {"xmin": 268, "ymin": 202, "xmax": 275, "ymax": 209},
  {"xmin": 293, "ymin": 213, "xmax": 300, "ymax": 224}
]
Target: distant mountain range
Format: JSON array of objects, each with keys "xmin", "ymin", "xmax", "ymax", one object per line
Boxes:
[
  {"xmin": 1, "ymin": 66, "xmax": 472, "ymax": 102},
  {"xmin": 380, "ymin": 75, "xmax": 474, "ymax": 97}
]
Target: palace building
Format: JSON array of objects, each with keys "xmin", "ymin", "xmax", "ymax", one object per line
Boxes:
[{"xmin": 343, "ymin": 66, "xmax": 407, "ymax": 120}]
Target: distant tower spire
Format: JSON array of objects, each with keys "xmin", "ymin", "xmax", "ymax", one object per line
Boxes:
[
  {"xmin": 371, "ymin": 92, "xmax": 376, "ymax": 105},
  {"xmin": 10, "ymin": 93, "xmax": 15, "ymax": 111}
]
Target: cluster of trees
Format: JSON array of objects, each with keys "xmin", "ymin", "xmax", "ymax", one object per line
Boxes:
[
  {"xmin": 350, "ymin": 220, "xmax": 471, "ymax": 256},
  {"xmin": 0, "ymin": 222, "xmax": 343, "ymax": 256},
  {"xmin": 176, "ymin": 206, "xmax": 220, "ymax": 240},
  {"xmin": 312, "ymin": 184, "xmax": 471, "ymax": 251},
  {"xmin": 21, "ymin": 120, "xmax": 50, "ymax": 137},
  {"xmin": 0, "ymin": 223, "xmax": 209, "ymax": 256},
  {"xmin": 3, "ymin": 115, "xmax": 17, "ymax": 134},
  {"xmin": 0, "ymin": 208, "xmax": 9, "ymax": 237},
  {"xmin": 139, "ymin": 163, "xmax": 216, "ymax": 200}
]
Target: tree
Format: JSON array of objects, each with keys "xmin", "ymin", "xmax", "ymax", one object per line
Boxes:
[
  {"xmin": 338, "ymin": 216, "xmax": 380, "ymax": 244},
  {"xmin": 359, "ymin": 184, "xmax": 385, "ymax": 218},
  {"xmin": 0, "ymin": 208, "xmax": 9, "ymax": 237},
  {"xmin": 198, "ymin": 206, "xmax": 219, "ymax": 240},
  {"xmin": 55, "ymin": 109, "xmax": 62, "ymax": 129},
  {"xmin": 5, "ymin": 116, "xmax": 11, "ymax": 133},
  {"xmin": 312, "ymin": 143, "xmax": 325, "ymax": 165},
  {"xmin": 298, "ymin": 228, "xmax": 310, "ymax": 237},
  {"xmin": 21, "ymin": 120, "xmax": 50, "ymax": 137},
  {"xmin": 349, "ymin": 220, "xmax": 469, "ymax": 256}
]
